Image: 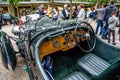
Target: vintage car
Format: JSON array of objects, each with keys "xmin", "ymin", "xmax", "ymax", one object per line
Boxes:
[{"xmin": 0, "ymin": 16, "xmax": 120, "ymax": 80}]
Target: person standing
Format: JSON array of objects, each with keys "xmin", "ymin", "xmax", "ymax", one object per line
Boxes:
[
  {"xmin": 47, "ymin": 5, "xmax": 53, "ymax": 18},
  {"xmin": 0, "ymin": 8, "xmax": 3, "ymax": 30},
  {"xmin": 102, "ymin": 0, "xmax": 117, "ymax": 39},
  {"xmin": 4, "ymin": 11, "xmax": 11, "ymax": 25},
  {"xmin": 95, "ymin": 3, "xmax": 106, "ymax": 35},
  {"xmin": 77, "ymin": 5, "xmax": 81, "ymax": 14},
  {"xmin": 62, "ymin": 4, "xmax": 69, "ymax": 20},
  {"xmin": 57, "ymin": 7, "xmax": 64, "ymax": 21},
  {"xmin": 77, "ymin": 4, "xmax": 85, "ymax": 23},
  {"xmin": 52, "ymin": 8, "xmax": 58, "ymax": 21},
  {"xmin": 72, "ymin": 6, "xmax": 77, "ymax": 19},
  {"xmin": 38, "ymin": 4, "xmax": 45, "ymax": 17},
  {"xmin": 108, "ymin": 12, "xmax": 119, "ymax": 45},
  {"xmin": 117, "ymin": 7, "xmax": 120, "ymax": 42},
  {"xmin": 86, "ymin": 8, "xmax": 91, "ymax": 19},
  {"xmin": 86, "ymin": 8, "xmax": 92, "ymax": 23}
]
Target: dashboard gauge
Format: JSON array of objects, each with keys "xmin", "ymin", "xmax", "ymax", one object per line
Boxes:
[
  {"xmin": 65, "ymin": 35, "xmax": 71, "ymax": 42},
  {"xmin": 53, "ymin": 41, "xmax": 59, "ymax": 47}
]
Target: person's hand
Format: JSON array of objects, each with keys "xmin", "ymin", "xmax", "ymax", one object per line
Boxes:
[
  {"xmin": 95, "ymin": 3, "xmax": 98, "ymax": 6},
  {"xmin": 95, "ymin": 3, "xmax": 98, "ymax": 9}
]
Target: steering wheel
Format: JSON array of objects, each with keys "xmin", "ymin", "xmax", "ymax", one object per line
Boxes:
[{"xmin": 74, "ymin": 22, "xmax": 96, "ymax": 53}]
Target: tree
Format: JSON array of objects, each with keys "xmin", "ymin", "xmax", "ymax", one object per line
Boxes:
[
  {"xmin": 48, "ymin": 0, "xmax": 54, "ymax": 8},
  {"xmin": 75, "ymin": 0, "xmax": 85, "ymax": 2},
  {"xmin": 70, "ymin": 0, "xmax": 72, "ymax": 19},
  {"xmin": 88, "ymin": 0, "xmax": 110, "ymax": 5},
  {"xmin": 3, "ymin": 0, "xmax": 22, "ymax": 17}
]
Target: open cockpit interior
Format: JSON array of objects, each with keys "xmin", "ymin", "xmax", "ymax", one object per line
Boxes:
[{"xmin": 30, "ymin": 22, "xmax": 120, "ymax": 80}]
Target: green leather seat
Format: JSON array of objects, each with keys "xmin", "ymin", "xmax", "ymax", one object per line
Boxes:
[
  {"xmin": 63, "ymin": 53, "xmax": 120, "ymax": 80},
  {"xmin": 77, "ymin": 53, "xmax": 110, "ymax": 76},
  {"xmin": 63, "ymin": 71, "xmax": 90, "ymax": 80},
  {"xmin": 77, "ymin": 53, "xmax": 120, "ymax": 80}
]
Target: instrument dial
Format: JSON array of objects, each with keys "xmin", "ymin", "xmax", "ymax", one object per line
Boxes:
[
  {"xmin": 65, "ymin": 35, "xmax": 71, "ymax": 42},
  {"xmin": 53, "ymin": 41, "xmax": 59, "ymax": 47}
]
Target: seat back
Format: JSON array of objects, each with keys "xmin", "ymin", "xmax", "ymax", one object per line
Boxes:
[{"xmin": 93, "ymin": 37, "xmax": 120, "ymax": 61}]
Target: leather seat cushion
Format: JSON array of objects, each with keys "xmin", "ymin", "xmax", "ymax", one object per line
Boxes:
[
  {"xmin": 77, "ymin": 53, "xmax": 110, "ymax": 75},
  {"xmin": 63, "ymin": 71, "xmax": 90, "ymax": 80}
]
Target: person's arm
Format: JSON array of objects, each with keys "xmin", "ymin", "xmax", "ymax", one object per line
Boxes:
[
  {"xmin": 62, "ymin": 9, "xmax": 66, "ymax": 18},
  {"xmin": 108, "ymin": 17, "xmax": 112, "ymax": 24},
  {"xmin": 117, "ymin": 18, "xmax": 119, "ymax": 26},
  {"xmin": 95, "ymin": 3, "xmax": 98, "ymax": 10},
  {"xmin": 41, "ymin": 9, "xmax": 45, "ymax": 15},
  {"xmin": 39, "ymin": 8, "xmax": 44, "ymax": 15},
  {"xmin": 72, "ymin": 11, "xmax": 76, "ymax": 18},
  {"xmin": 115, "ymin": 7, "xmax": 118, "ymax": 13},
  {"xmin": 95, "ymin": 8, "xmax": 103, "ymax": 13}
]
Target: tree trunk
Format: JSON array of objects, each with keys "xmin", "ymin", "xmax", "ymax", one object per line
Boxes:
[
  {"xmin": 16, "ymin": 7, "xmax": 19, "ymax": 18},
  {"xmin": 70, "ymin": 0, "xmax": 72, "ymax": 19},
  {"xmin": 13, "ymin": 6, "xmax": 19, "ymax": 18},
  {"xmin": 13, "ymin": 6, "xmax": 17, "ymax": 17}
]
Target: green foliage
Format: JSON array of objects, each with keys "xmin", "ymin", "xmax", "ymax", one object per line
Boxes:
[
  {"xmin": 88, "ymin": 0, "xmax": 105, "ymax": 5},
  {"xmin": 75, "ymin": 0, "xmax": 110, "ymax": 5},
  {"xmin": 3, "ymin": 0, "xmax": 21, "ymax": 6},
  {"xmin": 103, "ymin": 0, "xmax": 109, "ymax": 4},
  {"xmin": 75, "ymin": 0, "xmax": 86, "ymax": 2}
]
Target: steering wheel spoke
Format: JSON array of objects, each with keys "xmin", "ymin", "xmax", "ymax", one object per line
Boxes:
[{"xmin": 87, "ymin": 40, "xmax": 92, "ymax": 49}]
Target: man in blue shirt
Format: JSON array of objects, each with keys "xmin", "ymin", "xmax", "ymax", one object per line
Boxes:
[{"xmin": 95, "ymin": 3, "xmax": 106, "ymax": 35}]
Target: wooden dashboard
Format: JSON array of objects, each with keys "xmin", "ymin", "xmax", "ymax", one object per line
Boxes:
[{"xmin": 40, "ymin": 30, "xmax": 87, "ymax": 60}]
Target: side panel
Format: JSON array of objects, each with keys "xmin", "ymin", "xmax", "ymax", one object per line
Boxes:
[{"xmin": 94, "ymin": 36, "xmax": 120, "ymax": 62}]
